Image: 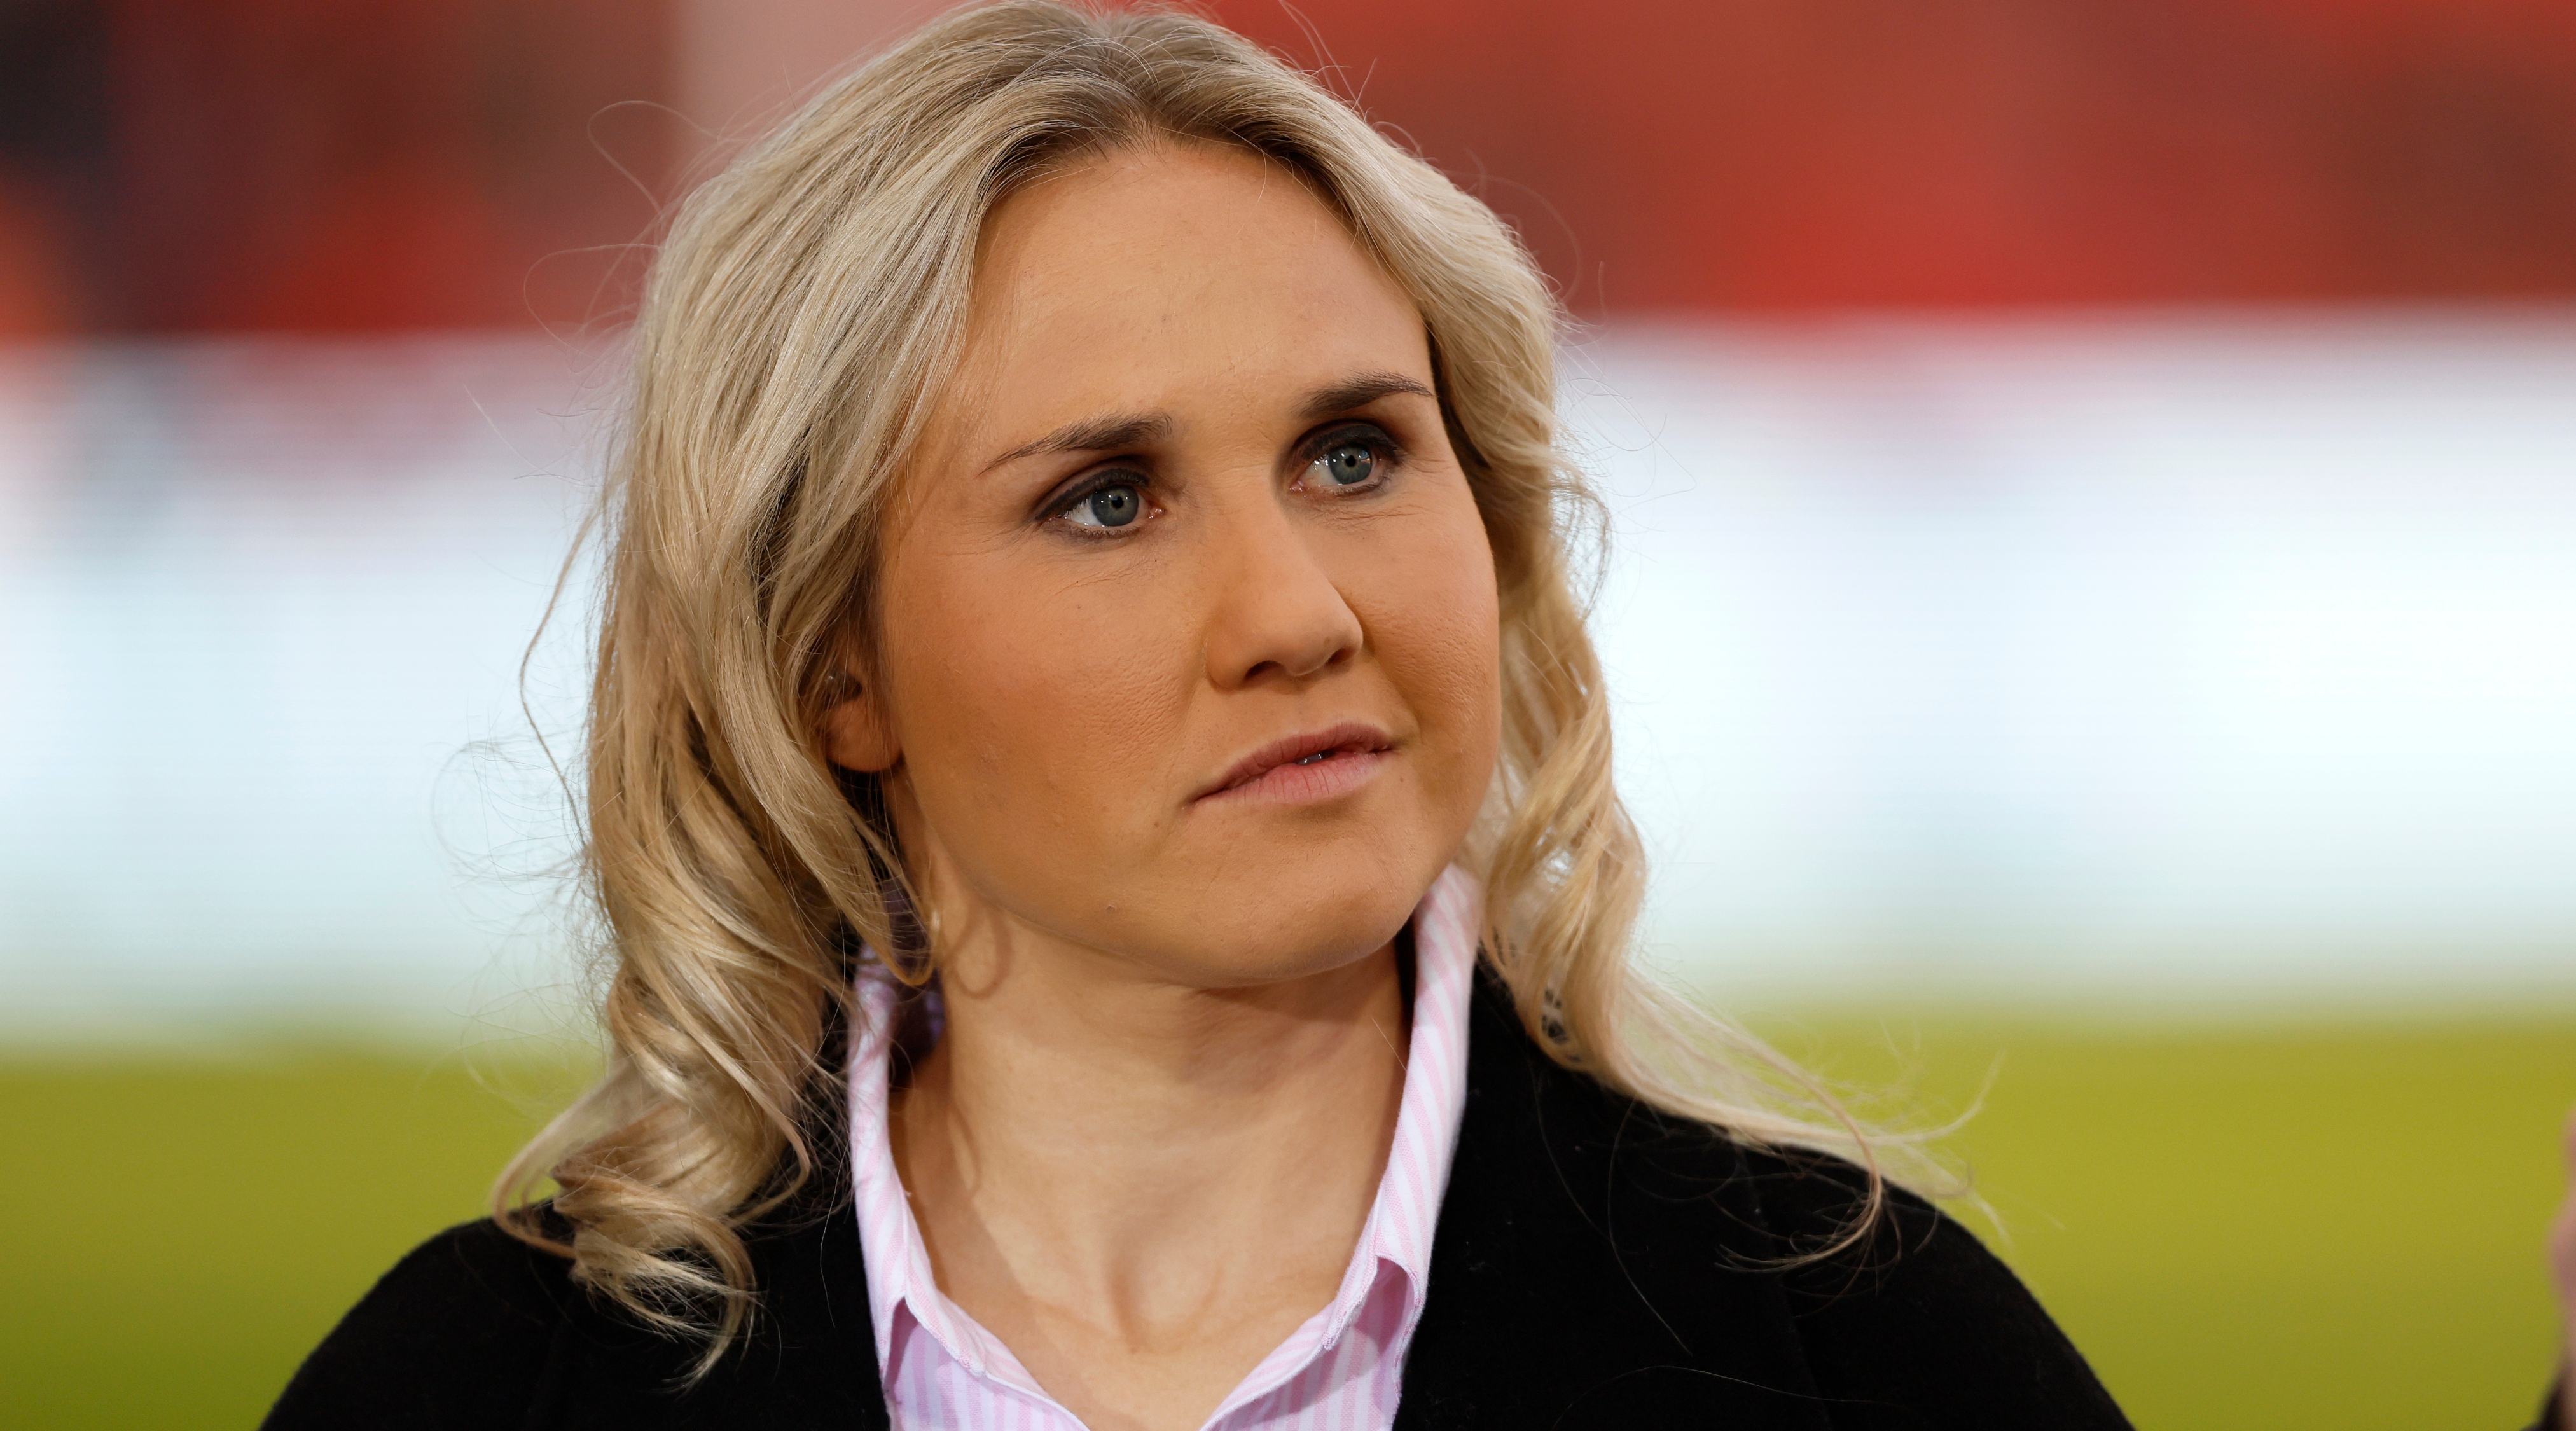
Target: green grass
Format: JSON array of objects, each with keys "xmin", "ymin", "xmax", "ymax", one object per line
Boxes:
[
  {"xmin": 0, "ymin": 1043, "xmax": 592, "ymax": 1431},
  {"xmin": 1, "ymin": 1013, "xmax": 2568, "ymax": 1428}
]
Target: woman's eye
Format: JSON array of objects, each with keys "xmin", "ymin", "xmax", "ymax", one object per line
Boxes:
[
  {"xmin": 1063, "ymin": 481, "xmax": 1146, "ymax": 530},
  {"xmin": 1311, "ymin": 440, "xmax": 1377, "ymax": 488}
]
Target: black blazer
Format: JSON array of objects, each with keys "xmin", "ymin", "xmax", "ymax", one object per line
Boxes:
[{"xmin": 267, "ymin": 972, "xmax": 2131, "ymax": 1429}]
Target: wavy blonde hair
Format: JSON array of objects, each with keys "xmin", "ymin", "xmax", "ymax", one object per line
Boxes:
[{"xmin": 499, "ymin": 0, "xmax": 1916, "ymax": 1366}]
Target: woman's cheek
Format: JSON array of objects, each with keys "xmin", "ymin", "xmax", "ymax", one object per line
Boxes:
[
  {"xmin": 1424, "ymin": 611, "xmax": 1506, "ymax": 820},
  {"xmin": 902, "ymin": 556, "xmax": 1195, "ymax": 854},
  {"xmin": 1372, "ymin": 522, "xmax": 1503, "ymax": 819}
]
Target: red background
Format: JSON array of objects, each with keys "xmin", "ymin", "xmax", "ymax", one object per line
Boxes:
[
  {"xmin": 2, "ymin": 0, "xmax": 2573, "ymax": 333},
  {"xmin": 1214, "ymin": 0, "xmax": 2576, "ymax": 312}
]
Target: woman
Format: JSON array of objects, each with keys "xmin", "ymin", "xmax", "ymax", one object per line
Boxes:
[{"xmin": 264, "ymin": 5, "xmax": 2134, "ymax": 1427}]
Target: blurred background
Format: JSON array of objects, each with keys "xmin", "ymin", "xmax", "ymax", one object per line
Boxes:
[{"xmin": 3, "ymin": 0, "xmax": 2573, "ymax": 1427}]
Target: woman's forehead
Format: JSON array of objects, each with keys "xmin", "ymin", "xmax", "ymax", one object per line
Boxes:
[{"xmin": 932, "ymin": 143, "xmax": 1430, "ymax": 457}]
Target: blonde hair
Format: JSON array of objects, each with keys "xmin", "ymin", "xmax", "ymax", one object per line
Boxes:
[{"xmin": 499, "ymin": 0, "xmax": 1916, "ymax": 1365}]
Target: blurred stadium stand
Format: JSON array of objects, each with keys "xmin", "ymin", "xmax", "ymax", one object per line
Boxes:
[
  {"xmin": 1, "ymin": 0, "xmax": 2572, "ymax": 1025},
  {"xmin": 3, "ymin": 0, "xmax": 2575, "ymax": 333}
]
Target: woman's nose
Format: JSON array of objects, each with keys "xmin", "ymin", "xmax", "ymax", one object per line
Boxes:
[{"xmin": 1200, "ymin": 499, "xmax": 1364, "ymax": 690}]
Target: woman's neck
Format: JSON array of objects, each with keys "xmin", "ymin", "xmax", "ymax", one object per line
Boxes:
[{"xmin": 889, "ymin": 918, "xmax": 1408, "ymax": 1431}]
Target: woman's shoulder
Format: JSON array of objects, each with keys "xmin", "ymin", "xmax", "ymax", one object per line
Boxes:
[
  {"xmin": 1612, "ymin": 1124, "xmax": 2135, "ymax": 1428},
  {"xmin": 262, "ymin": 1215, "xmax": 585, "ymax": 1429},
  {"xmin": 1749, "ymin": 1146, "xmax": 2132, "ymax": 1427},
  {"xmin": 1673, "ymin": 1134, "xmax": 2136, "ymax": 1428},
  {"xmin": 265, "ymin": 1201, "xmax": 886, "ymax": 1430},
  {"xmin": 1435, "ymin": 983, "xmax": 2129, "ymax": 1427}
]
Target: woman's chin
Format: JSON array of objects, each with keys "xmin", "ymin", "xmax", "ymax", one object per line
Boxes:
[{"xmin": 1095, "ymin": 845, "xmax": 1444, "ymax": 988}]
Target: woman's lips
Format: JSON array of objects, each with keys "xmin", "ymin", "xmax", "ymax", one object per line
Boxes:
[{"xmin": 1195, "ymin": 722, "xmax": 1397, "ymax": 805}]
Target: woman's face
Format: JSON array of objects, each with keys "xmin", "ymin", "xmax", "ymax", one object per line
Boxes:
[{"xmin": 826, "ymin": 141, "xmax": 1501, "ymax": 988}]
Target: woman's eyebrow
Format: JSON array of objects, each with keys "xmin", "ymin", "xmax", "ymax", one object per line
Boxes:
[
  {"xmin": 981, "ymin": 412, "xmax": 1172, "ymax": 474},
  {"xmin": 979, "ymin": 373, "xmax": 1431, "ymax": 475},
  {"xmin": 1299, "ymin": 371, "xmax": 1434, "ymax": 420}
]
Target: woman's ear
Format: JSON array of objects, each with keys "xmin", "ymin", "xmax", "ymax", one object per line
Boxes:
[{"xmin": 821, "ymin": 667, "xmax": 901, "ymax": 773}]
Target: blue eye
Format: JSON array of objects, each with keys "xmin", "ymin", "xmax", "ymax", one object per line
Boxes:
[
  {"xmin": 1063, "ymin": 481, "xmax": 1144, "ymax": 529},
  {"xmin": 1313, "ymin": 441, "xmax": 1376, "ymax": 487}
]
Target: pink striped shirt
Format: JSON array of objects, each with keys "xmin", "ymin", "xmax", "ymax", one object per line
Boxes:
[{"xmin": 845, "ymin": 866, "xmax": 1481, "ymax": 1431}]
